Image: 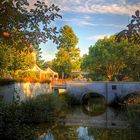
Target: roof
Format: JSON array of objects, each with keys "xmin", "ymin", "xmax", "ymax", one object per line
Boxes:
[
  {"xmin": 26, "ymin": 66, "xmax": 58, "ymax": 75},
  {"xmin": 45, "ymin": 67, "xmax": 58, "ymax": 75}
]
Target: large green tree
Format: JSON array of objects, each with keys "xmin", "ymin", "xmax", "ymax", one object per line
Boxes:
[
  {"xmin": 122, "ymin": 42, "xmax": 140, "ymax": 81},
  {"xmin": 82, "ymin": 36, "xmax": 129, "ymax": 81},
  {"xmin": 82, "ymin": 35, "xmax": 140, "ymax": 81},
  {"xmin": 52, "ymin": 25, "xmax": 81, "ymax": 78}
]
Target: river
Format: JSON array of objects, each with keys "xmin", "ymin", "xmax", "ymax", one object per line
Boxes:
[{"xmin": 37, "ymin": 98, "xmax": 140, "ymax": 140}]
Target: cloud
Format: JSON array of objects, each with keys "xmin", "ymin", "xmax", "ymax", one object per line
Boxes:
[
  {"xmin": 44, "ymin": 0, "xmax": 140, "ymax": 15},
  {"xmin": 88, "ymin": 34, "xmax": 111, "ymax": 41},
  {"xmin": 29, "ymin": 1, "xmax": 140, "ymax": 15},
  {"xmin": 62, "ymin": 18, "xmax": 125, "ymax": 29},
  {"xmin": 79, "ymin": 21, "xmax": 95, "ymax": 26}
]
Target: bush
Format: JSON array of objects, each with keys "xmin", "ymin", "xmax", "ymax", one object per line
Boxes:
[{"xmin": 0, "ymin": 93, "xmax": 69, "ymax": 124}]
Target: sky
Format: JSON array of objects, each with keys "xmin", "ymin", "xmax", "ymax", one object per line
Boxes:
[{"xmin": 36, "ymin": 0, "xmax": 140, "ymax": 61}]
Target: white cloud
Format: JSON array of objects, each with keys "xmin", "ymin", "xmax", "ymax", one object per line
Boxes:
[
  {"xmin": 83, "ymin": 16, "xmax": 91, "ymax": 19},
  {"xmin": 79, "ymin": 21, "xmax": 95, "ymax": 26},
  {"xmin": 28, "ymin": 0, "xmax": 140, "ymax": 15},
  {"xmin": 43, "ymin": 0, "xmax": 140, "ymax": 15},
  {"xmin": 88, "ymin": 34, "xmax": 111, "ymax": 41},
  {"xmin": 62, "ymin": 18, "xmax": 125, "ymax": 29}
]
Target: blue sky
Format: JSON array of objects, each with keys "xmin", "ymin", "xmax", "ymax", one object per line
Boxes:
[{"xmin": 36, "ymin": 0, "xmax": 140, "ymax": 61}]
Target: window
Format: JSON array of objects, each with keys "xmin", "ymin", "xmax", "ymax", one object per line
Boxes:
[{"xmin": 112, "ymin": 85, "xmax": 117, "ymax": 90}]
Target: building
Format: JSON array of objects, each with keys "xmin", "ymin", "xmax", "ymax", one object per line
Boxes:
[{"xmin": 16, "ymin": 50, "xmax": 58, "ymax": 80}]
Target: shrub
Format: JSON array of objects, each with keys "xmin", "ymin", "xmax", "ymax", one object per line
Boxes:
[{"xmin": 0, "ymin": 93, "xmax": 69, "ymax": 124}]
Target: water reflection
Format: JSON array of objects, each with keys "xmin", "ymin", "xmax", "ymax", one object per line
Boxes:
[
  {"xmin": 38, "ymin": 97, "xmax": 140, "ymax": 140},
  {"xmin": 77, "ymin": 127, "xmax": 94, "ymax": 140},
  {"xmin": 39, "ymin": 132, "xmax": 54, "ymax": 140},
  {"xmin": 82, "ymin": 97, "xmax": 106, "ymax": 116}
]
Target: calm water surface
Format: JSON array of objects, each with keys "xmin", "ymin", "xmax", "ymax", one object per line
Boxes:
[{"xmin": 37, "ymin": 98, "xmax": 140, "ymax": 140}]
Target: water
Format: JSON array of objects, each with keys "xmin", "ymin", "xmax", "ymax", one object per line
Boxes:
[
  {"xmin": 37, "ymin": 98, "xmax": 140, "ymax": 140},
  {"xmin": 2, "ymin": 98, "xmax": 139, "ymax": 140}
]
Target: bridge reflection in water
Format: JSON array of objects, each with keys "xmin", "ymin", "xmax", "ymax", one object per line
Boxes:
[{"xmin": 60, "ymin": 102, "xmax": 128, "ymax": 129}]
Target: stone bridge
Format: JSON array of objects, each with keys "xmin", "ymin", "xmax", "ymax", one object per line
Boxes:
[{"xmin": 66, "ymin": 82, "xmax": 140, "ymax": 104}]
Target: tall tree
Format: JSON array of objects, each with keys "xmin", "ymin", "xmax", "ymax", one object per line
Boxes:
[
  {"xmin": 52, "ymin": 48, "xmax": 71, "ymax": 77},
  {"xmin": 52, "ymin": 25, "xmax": 81, "ymax": 78}
]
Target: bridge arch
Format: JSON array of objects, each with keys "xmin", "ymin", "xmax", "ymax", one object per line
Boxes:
[{"xmin": 80, "ymin": 92, "xmax": 106, "ymax": 105}]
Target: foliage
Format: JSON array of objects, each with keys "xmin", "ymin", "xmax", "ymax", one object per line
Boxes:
[
  {"xmin": 0, "ymin": 93, "xmax": 69, "ymax": 139},
  {"xmin": 0, "ymin": 0, "xmax": 63, "ymax": 80},
  {"xmin": 0, "ymin": 0, "xmax": 62, "ymax": 45},
  {"xmin": 57, "ymin": 25, "xmax": 79, "ymax": 49},
  {"xmin": 82, "ymin": 34, "xmax": 140, "ymax": 81},
  {"xmin": 122, "ymin": 43, "xmax": 140, "ymax": 81},
  {"xmin": 0, "ymin": 42, "xmax": 35, "ymax": 78},
  {"xmin": 0, "ymin": 93, "xmax": 68, "ymax": 122},
  {"xmin": 116, "ymin": 10, "xmax": 140, "ymax": 44},
  {"xmin": 82, "ymin": 36, "xmax": 128, "ymax": 81},
  {"xmin": 0, "ymin": 94, "xmax": 68, "ymax": 140},
  {"xmin": 52, "ymin": 25, "xmax": 81, "ymax": 78}
]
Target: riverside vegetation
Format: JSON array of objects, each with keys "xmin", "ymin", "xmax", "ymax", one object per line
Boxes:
[{"xmin": 0, "ymin": 93, "xmax": 71, "ymax": 139}]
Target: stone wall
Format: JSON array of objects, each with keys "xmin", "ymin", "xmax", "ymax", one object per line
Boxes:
[{"xmin": 0, "ymin": 82, "xmax": 51, "ymax": 103}]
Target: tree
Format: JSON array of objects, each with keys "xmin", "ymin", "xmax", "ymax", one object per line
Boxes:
[
  {"xmin": 57, "ymin": 25, "xmax": 79, "ymax": 49},
  {"xmin": 82, "ymin": 36, "xmax": 127, "ymax": 81},
  {"xmin": 0, "ymin": 0, "xmax": 62, "ymax": 77},
  {"xmin": 122, "ymin": 42, "xmax": 140, "ymax": 81},
  {"xmin": 0, "ymin": 0, "xmax": 62, "ymax": 45},
  {"xmin": 82, "ymin": 35, "xmax": 140, "ymax": 81},
  {"xmin": 52, "ymin": 25, "xmax": 81, "ymax": 78},
  {"xmin": 116, "ymin": 10, "xmax": 140, "ymax": 44},
  {"xmin": 52, "ymin": 48, "xmax": 71, "ymax": 77},
  {"xmin": 0, "ymin": 43, "xmax": 35, "ymax": 78}
]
